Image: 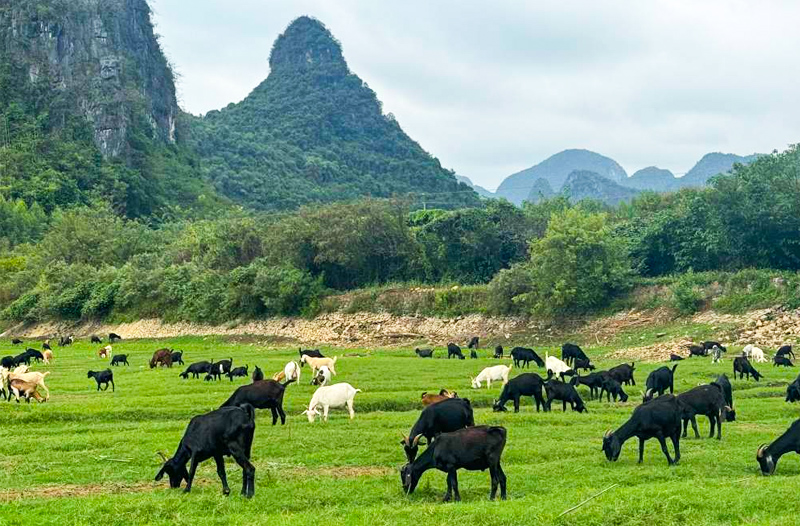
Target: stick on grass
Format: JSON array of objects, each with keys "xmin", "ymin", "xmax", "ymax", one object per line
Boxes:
[{"xmin": 557, "ymin": 483, "xmax": 619, "ymax": 517}]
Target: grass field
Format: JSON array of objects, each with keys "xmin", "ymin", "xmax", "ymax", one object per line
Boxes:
[{"xmin": 1, "ymin": 334, "xmax": 799, "ymax": 526}]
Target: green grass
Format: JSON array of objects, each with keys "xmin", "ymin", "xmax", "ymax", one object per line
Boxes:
[{"xmin": 1, "ymin": 335, "xmax": 799, "ymax": 525}]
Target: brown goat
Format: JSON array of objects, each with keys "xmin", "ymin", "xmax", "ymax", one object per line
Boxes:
[
  {"xmin": 9, "ymin": 378, "xmax": 46, "ymax": 403},
  {"xmin": 150, "ymin": 348, "xmax": 173, "ymax": 369},
  {"xmin": 421, "ymin": 389, "xmax": 457, "ymax": 407}
]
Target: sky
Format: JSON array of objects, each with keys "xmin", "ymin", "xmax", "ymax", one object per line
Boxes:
[{"xmin": 150, "ymin": 0, "xmax": 800, "ymax": 191}]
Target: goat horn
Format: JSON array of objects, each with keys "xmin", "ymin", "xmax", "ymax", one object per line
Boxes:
[
  {"xmin": 411, "ymin": 434, "xmax": 422, "ymax": 447},
  {"xmin": 757, "ymin": 444, "xmax": 768, "ymax": 458},
  {"xmin": 156, "ymin": 451, "xmax": 169, "ymax": 462},
  {"xmin": 603, "ymin": 429, "xmax": 612, "ymax": 438}
]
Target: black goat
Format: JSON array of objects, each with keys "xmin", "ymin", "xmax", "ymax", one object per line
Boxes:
[
  {"xmin": 400, "ymin": 426, "xmax": 507, "ymax": 502},
  {"xmin": 11, "ymin": 338, "xmax": 23, "ymax": 345},
  {"xmin": 688, "ymin": 344, "xmax": 707, "ymax": 357},
  {"xmin": 702, "ymin": 341, "xmax": 727, "ymax": 353},
  {"xmin": 575, "ymin": 372, "xmax": 606, "ymax": 400},
  {"xmin": 669, "ymin": 354, "xmax": 684, "ymax": 361},
  {"xmin": 573, "ymin": 357, "xmax": 595, "ymax": 372},
  {"xmin": 0, "ymin": 356, "xmax": 13, "ymax": 369},
  {"xmin": 90, "ymin": 335, "xmax": 102, "ymax": 344},
  {"xmin": 600, "ymin": 376, "xmax": 629, "ymax": 403},
  {"xmin": 156, "ymin": 404, "xmax": 256, "ymax": 497},
  {"xmin": 447, "ymin": 343, "xmax": 465, "ymax": 360},
  {"xmin": 467, "ymin": 336, "xmax": 479, "ymax": 350},
  {"xmin": 220, "ymin": 379, "xmax": 295, "ymax": 425},
  {"xmin": 561, "ymin": 343, "xmax": 588, "ymax": 366},
  {"xmin": 299, "ymin": 348, "xmax": 324, "ymax": 360},
  {"xmin": 23, "ymin": 348, "xmax": 43, "ymax": 363},
  {"xmin": 786, "ymin": 373, "xmax": 800, "ymax": 403},
  {"xmin": 227, "ymin": 366, "xmax": 249, "ymax": 381},
  {"xmin": 252, "ymin": 366, "xmax": 264, "ymax": 382},
  {"xmin": 42, "ymin": 341, "xmax": 51, "ymax": 351},
  {"xmin": 493, "ymin": 373, "xmax": 547, "ymax": 413},
  {"xmin": 544, "ymin": 375, "xmax": 587, "ymax": 413},
  {"xmin": 109, "ymin": 333, "xmax": 122, "ymax": 342},
  {"xmin": 776, "ymin": 345, "xmax": 795, "ymax": 360},
  {"xmin": 774, "ymin": 355, "xmax": 794, "ymax": 367},
  {"xmin": 205, "ymin": 358, "xmax": 233, "ymax": 381},
  {"xmin": 677, "ymin": 384, "xmax": 729, "ymax": 440},
  {"xmin": 12, "ymin": 351, "xmax": 32, "ymax": 366},
  {"xmin": 110, "ymin": 354, "xmax": 129, "ymax": 366},
  {"xmin": 87, "ymin": 370, "xmax": 115, "ymax": 392},
  {"xmin": 494, "ymin": 345, "xmax": 503, "ymax": 359},
  {"xmin": 608, "ymin": 362, "xmax": 636, "ymax": 386},
  {"xmin": 58, "ymin": 335, "xmax": 73, "ymax": 346},
  {"xmin": 603, "ymin": 394, "xmax": 682, "ymax": 465},
  {"xmin": 643, "ymin": 364, "xmax": 678, "ymax": 401},
  {"xmin": 510, "ymin": 347, "xmax": 544, "ymax": 368},
  {"xmin": 180, "ymin": 361, "xmax": 214, "ymax": 380},
  {"xmin": 757, "ymin": 419, "xmax": 800, "ymax": 476},
  {"xmin": 733, "ymin": 356, "xmax": 762, "ymax": 381},
  {"xmin": 415, "ymin": 348, "xmax": 434, "ymax": 358},
  {"xmin": 171, "ymin": 351, "xmax": 185, "ymax": 366},
  {"xmin": 712, "ymin": 374, "xmax": 736, "ymax": 421},
  {"xmin": 401, "ymin": 397, "xmax": 474, "ymax": 463}
]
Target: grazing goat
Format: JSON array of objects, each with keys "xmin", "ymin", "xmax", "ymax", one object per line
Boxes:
[
  {"xmin": 24, "ymin": 349, "xmax": 44, "ymax": 363},
  {"xmin": 776, "ymin": 345, "xmax": 795, "ymax": 360},
  {"xmin": 11, "ymin": 338, "xmax": 23, "ymax": 345},
  {"xmin": 42, "ymin": 350, "xmax": 53, "ymax": 364},
  {"xmin": 155, "ymin": 404, "xmax": 256, "ymax": 497},
  {"xmin": 303, "ymin": 383, "xmax": 361, "ymax": 422},
  {"xmin": 493, "ymin": 373, "xmax": 546, "ymax": 413},
  {"xmin": 58, "ymin": 335, "xmax": 74, "ymax": 346},
  {"xmin": 170, "ymin": 351, "xmax": 185, "ymax": 366},
  {"xmin": 677, "ymin": 384, "xmax": 730, "ymax": 440},
  {"xmin": 608, "ymin": 362, "xmax": 636, "ymax": 386},
  {"xmin": 214, "ymin": 358, "xmax": 233, "ymax": 377},
  {"xmin": 688, "ymin": 344, "xmax": 707, "ymax": 357},
  {"xmin": 494, "ymin": 345, "xmax": 503, "ymax": 359},
  {"xmin": 400, "ymin": 426, "xmax": 507, "ymax": 502},
  {"xmin": 602, "ymin": 394, "xmax": 682, "ymax": 465},
  {"xmin": 1, "ymin": 356, "xmax": 14, "ymax": 369},
  {"xmin": 415, "ymin": 348, "xmax": 434, "ymax": 358},
  {"xmin": 111, "ymin": 354, "xmax": 129, "ymax": 366},
  {"xmin": 401, "ymin": 397, "xmax": 474, "ymax": 463},
  {"xmin": 283, "ymin": 361, "xmax": 301, "ymax": 383},
  {"xmin": 299, "ymin": 348, "xmax": 324, "ymax": 360},
  {"xmin": 88, "ymin": 369, "xmax": 115, "ymax": 392},
  {"xmin": 757, "ymin": 418, "xmax": 800, "ymax": 476},
  {"xmin": 467, "ymin": 336, "xmax": 480, "ymax": 350},
  {"xmin": 252, "ymin": 366, "xmax": 264, "ymax": 382},
  {"xmin": 180, "ymin": 361, "xmax": 213, "ymax": 379},
  {"xmin": 733, "ymin": 356, "xmax": 762, "ymax": 381},
  {"xmin": 8, "ymin": 369, "xmax": 50, "ymax": 401},
  {"xmin": 643, "ymin": 365, "xmax": 678, "ymax": 401},
  {"xmin": 421, "ymin": 389, "xmax": 456, "ymax": 407},
  {"xmin": 712, "ymin": 374, "xmax": 736, "ymax": 421},
  {"xmin": 90, "ymin": 335, "xmax": 102, "ymax": 344},
  {"xmin": 743, "ymin": 344, "xmax": 768, "ymax": 363},
  {"xmin": 670, "ymin": 353, "xmax": 684, "ymax": 361},
  {"xmin": 9, "ymin": 378, "xmax": 46, "ymax": 403},
  {"xmin": 300, "ymin": 354, "xmax": 337, "ymax": 376},
  {"xmin": 573, "ymin": 357, "xmax": 595, "ymax": 372},
  {"xmin": 109, "ymin": 333, "xmax": 122, "ymax": 342},
  {"xmin": 98, "ymin": 345, "xmax": 113, "ymax": 359},
  {"xmin": 11, "ymin": 351, "xmax": 31, "ymax": 367},
  {"xmin": 221, "ymin": 379, "xmax": 295, "ymax": 425},
  {"xmin": 447, "ymin": 343, "xmax": 465, "ymax": 360},
  {"xmin": 600, "ymin": 376, "xmax": 629, "ymax": 403},
  {"xmin": 545, "ymin": 353, "xmax": 574, "ymax": 381},
  {"xmin": 470, "ymin": 364, "xmax": 512, "ymax": 389},
  {"xmin": 227, "ymin": 366, "xmax": 249, "ymax": 381},
  {"xmin": 311, "ymin": 365, "xmax": 331, "ymax": 387},
  {"xmin": 774, "ymin": 355, "xmax": 794, "ymax": 367},
  {"xmin": 786, "ymin": 373, "xmax": 800, "ymax": 403},
  {"xmin": 575, "ymin": 372, "xmax": 606, "ymax": 400},
  {"xmin": 149, "ymin": 348, "xmax": 172, "ymax": 368},
  {"xmin": 544, "ymin": 375, "xmax": 587, "ymax": 413},
  {"xmin": 702, "ymin": 341, "xmax": 727, "ymax": 353},
  {"xmin": 561, "ymin": 343, "xmax": 588, "ymax": 366},
  {"xmin": 510, "ymin": 347, "xmax": 544, "ymax": 368}
]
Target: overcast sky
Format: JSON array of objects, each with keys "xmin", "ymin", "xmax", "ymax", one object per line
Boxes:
[{"xmin": 150, "ymin": 0, "xmax": 800, "ymax": 190}]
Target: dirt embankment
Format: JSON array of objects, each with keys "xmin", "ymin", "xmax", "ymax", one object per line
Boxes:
[{"xmin": 1, "ymin": 313, "xmax": 533, "ymax": 347}]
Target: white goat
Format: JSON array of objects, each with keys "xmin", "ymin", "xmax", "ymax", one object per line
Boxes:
[
  {"xmin": 545, "ymin": 353, "xmax": 572, "ymax": 379},
  {"xmin": 300, "ymin": 354, "xmax": 337, "ymax": 376},
  {"xmin": 283, "ymin": 361, "xmax": 301, "ymax": 383},
  {"xmin": 471, "ymin": 364, "xmax": 513, "ymax": 389},
  {"xmin": 8, "ymin": 370, "xmax": 50, "ymax": 401},
  {"xmin": 312, "ymin": 365, "xmax": 332, "ymax": 386},
  {"xmin": 42, "ymin": 350, "xmax": 53, "ymax": 364},
  {"xmin": 743, "ymin": 344, "xmax": 768, "ymax": 363},
  {"xmin": 303, "ymin": 383, "xmax": 361, "ymax": 422}
]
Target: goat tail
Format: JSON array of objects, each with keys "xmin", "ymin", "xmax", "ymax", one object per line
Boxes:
[
  {"xmin": 42, "ymin": 372, "xmax": 51, "ymax": 377},
  {"xmin": 282, "ymin": 378, "xmax": 297, "ymax": 388},
  {"xmin": 240, "ymin": 403, "xmax": 256, "ymax": 421},
  {"xmin": 355, "ymin": 389, "xmax": 362, "ymax": 393},
  {"xmin": 671, "ymin": 364, "xmax": 679, "ymax": 374}
]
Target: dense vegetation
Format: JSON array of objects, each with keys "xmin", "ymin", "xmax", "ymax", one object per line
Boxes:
[
  {"xmin": 1, "ymin": 145, "xmax": 799, "ymax": 325},
  {"xmin": 185, "ymin": 17, "xmax": 479, "ymax": 211}
]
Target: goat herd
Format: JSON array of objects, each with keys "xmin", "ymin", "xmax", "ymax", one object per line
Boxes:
[{"xmin": 2, "ymin": 335, "xmax": 800, "ymax": 502}]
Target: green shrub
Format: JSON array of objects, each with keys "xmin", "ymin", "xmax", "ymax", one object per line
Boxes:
[{"xmin": 670, "ymin": 273, "xmax": 705, "ymax": 315}]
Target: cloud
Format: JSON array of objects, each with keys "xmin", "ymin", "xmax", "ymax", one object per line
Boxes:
[{"xmin": 150, "ymin": 0, "xmax": 800, "ymax": 189}]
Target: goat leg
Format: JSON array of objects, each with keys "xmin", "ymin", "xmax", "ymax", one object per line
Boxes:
[
  {"xmin": 656, "ymin": 435, "xmax": 675, "ymax": 465},
  {"xmin": 184, "ymin": 455, "xmax": 200, "ymax": 493},
  {"xmin": 489, "ymin": 465, "xmax": 499, "ymax": 500},
  {"xmin": 214, "ymin": 455, "xmax": 230, "ymax": 495},
  {"xmin": 638, "ymin": 437, "xmax": 645, "ymax": 463},
  {"xmin": 497, "ymin": 464, "xmax": 507, "ymax": 500}
]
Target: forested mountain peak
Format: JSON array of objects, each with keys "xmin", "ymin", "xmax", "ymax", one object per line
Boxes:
[{"xmin": 188, "ymin": 16, "xmax": 478, "ymax": 211}]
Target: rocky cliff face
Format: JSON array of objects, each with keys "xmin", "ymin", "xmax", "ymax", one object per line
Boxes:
[{"xmin": 0, "ymin": 0, "xmax": 178, "ymax": 157}]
